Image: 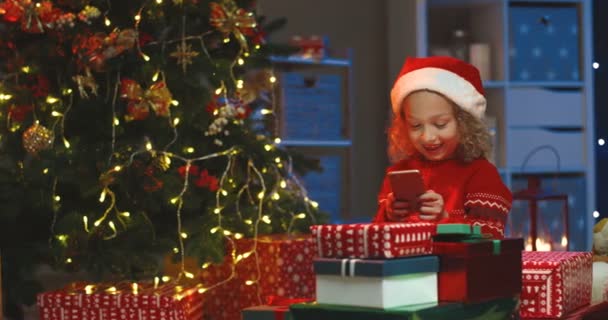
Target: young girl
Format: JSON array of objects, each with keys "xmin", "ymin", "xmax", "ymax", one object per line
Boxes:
[{"xmin": 373, "ymin": 56, "xmax": 512, "ymax": 239}]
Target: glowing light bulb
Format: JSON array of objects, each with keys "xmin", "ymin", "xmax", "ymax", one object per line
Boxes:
[
  {"xmin": 46, "ymin": 96, "xmax": 59, "ymax": 104},
  {"xmin": 99, "ymin": 190, "xmax": 106, "ymax": 203}
]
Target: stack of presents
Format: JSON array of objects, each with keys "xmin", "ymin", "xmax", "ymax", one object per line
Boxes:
[
  {"xmin": 240, "ymin": 222, "xmax": 595, "ymax": 320},
  {"xmin": 37, "ymin": 222, "xmax": 596, "ymax": 320}
]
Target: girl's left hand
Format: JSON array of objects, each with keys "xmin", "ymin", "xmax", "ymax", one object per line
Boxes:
[{"xmin": 418, "ymin": 190, "xmax": 447, "ymax": 221}]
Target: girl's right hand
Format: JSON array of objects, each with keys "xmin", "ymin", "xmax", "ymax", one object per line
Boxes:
[{"xmin": 386, "ymin": 192, "xmax": 411, "ymax": 222}]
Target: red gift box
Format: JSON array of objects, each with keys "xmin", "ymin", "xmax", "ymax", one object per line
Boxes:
[
  {"xmin": 433, "ymin": 238, "xmax": 523, "ymax": 303},
  {"xmin": 520, "ymin": 251, "xmax": 593, "ymax": 319},
  {"xmin": 37, "ymin": 281, "xmax": 203, "ymax": 320},
  {"xmin": 201, "ymin": 234, "xmax": 316, "ymax": 320},
  {"xmin": 311, "ymin": 222, "xmax": 435, "ymax": 259},
  {"xmin": 288, "ymin": 35, "xmax": 327, "ymax": 59}
]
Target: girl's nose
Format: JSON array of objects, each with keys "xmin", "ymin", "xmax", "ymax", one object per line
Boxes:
[{"xmin": 422, "ymin": 127, "xmax": 437, "ymax": 142}]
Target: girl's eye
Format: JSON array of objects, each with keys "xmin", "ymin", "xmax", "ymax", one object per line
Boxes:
[
  {"xmin": 435, "ymin": 123, "xmax": 447, "ymax": 129},
  {"xmin": 409, "ymin": 124, "xmax": 421, "ymax": 129}
]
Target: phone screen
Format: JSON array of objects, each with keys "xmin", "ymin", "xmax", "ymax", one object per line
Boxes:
[{"xmin": 388, "ymin": 169, "xmax": 425, "ymax": 204}]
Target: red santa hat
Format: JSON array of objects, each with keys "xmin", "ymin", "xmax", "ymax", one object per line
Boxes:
[{"xmin": 391, "ymin": 56, "xmax": 486, "ymax": 119}]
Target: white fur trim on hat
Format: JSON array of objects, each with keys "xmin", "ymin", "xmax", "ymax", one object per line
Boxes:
[{"xmin": 391, "ymin": 67, "xmax": 486, "ymax": 119}]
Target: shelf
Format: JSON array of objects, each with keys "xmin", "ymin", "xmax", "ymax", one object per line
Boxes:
[
  {"xmin": 510, "ymin": 0, "xmax": 583, "ymax": 4},
  {"xmin": 508, "ymin": 81, "xmax": 585, "ymax": 88},
  {"xmin": 483, "ymin": 80, "xmax": 506, "ymax": 88},
  {"xmin": 278, "ymin": 140, "xmax": 352, "ymax": 147},
  {"xmin": 508, "ymin": 125, "xmax": 583, "ymax": 131},
  {"xmin": 501, "ymin": 166, "xmax": 586, "ymax": 174},
  {"xmin": 270, "ymin": 56, "xmax": 351, "ymax": 67}
]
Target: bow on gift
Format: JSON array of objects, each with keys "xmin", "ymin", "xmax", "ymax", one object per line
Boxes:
[
  {"xmin": 120, "ymin": 79, "xmax": 173, "ymax": 121},
  {"xmin": 209, "ymin": 1, "xmax": 256, "ymax": 51}
]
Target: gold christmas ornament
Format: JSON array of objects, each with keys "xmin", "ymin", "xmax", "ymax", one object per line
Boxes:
[
  {"xmin": 73, "ymin": 68, "xmax": 99, "ymax": 98},
  {"xmin": 153, "ymin": 154, "xmax": 172, "ymax": 171},
  {"xmin": 170, "ymin": 40, "xmax": 199, "ymax": 73},
  {"xmin": 22, "ymin": 123, "xmax": 54, "ymax": 155}
]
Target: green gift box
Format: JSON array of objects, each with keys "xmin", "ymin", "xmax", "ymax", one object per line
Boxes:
[{"xmin": 290, "ymin": 297, "xmax": 518, "ymax": 320}]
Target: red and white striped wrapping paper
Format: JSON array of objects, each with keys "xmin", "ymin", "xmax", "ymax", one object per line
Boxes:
[
  {"xmin": 37, "ymin": 281, "xmax": 202, "ymax": 320},
  {"xmin": 201, "ymin": 234, "xmax": 316, "ymax": 320},
  {"xmin": 310, "ymin": 222, "xmax": 436, "ymax": 259},
  {"xmin": 520, "ymin": 251, "xmax": 593, "ymax": 319}
]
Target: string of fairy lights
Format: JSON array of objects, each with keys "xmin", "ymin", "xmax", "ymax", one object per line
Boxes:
[{"xmin": 0, "ymin": 0, "xmax": 320, "ymax": 299}]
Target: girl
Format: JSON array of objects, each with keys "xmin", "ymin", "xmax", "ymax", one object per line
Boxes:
[{"xmin": 373, "ymin": 56, "xmax": 511, "ymax": 238}]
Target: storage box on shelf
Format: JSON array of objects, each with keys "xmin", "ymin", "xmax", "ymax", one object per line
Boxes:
[
  {"xmin": 409, "ymin": 0, "xmax": 594, "ymax": 250},
  {"xmin": 270, "ymin": 56, "xmax": 353, "ymax": 223}
]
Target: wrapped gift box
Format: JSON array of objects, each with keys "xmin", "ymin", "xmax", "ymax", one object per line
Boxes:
[
  {"xmin": 289, "ymin": 296, "xmax": 518, "ymax": 320},
  {"xmin": 520, "ymin": 251, "xmax": 592, "ymax": 319},
  {"xmin": 37, "ymin": 281, "xmax": 203, "ymax": 320},
  {"xmin": 242, "ymin": 305, "xmax": 292, "ymax": 320},
  {"xmin": 202, "ymin": 234, "xmax": 316, "ymax": 320},
  {"xmin": 436, "ymin": 223, "xmax": 481, "ymax": 235},
  {"xmin": 314, "ymin": 255, "xmax": 438, "ymax": 308},
  {"xmin": 311, "ymin": 223, "xmax": 436, "ymax": 259},
  {"xmin": 433, "ymin": 238, "xmax": 523, "ymax": 303}
]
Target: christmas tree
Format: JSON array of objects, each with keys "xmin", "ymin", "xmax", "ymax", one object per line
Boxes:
[{"xmin": 0, "ymin": 0, "xmax": 326, "ymax": 317}]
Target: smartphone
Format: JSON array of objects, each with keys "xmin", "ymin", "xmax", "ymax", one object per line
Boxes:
[{"xmin": 388, "ymin": 169, "xmax": 426, "ymax": 205}]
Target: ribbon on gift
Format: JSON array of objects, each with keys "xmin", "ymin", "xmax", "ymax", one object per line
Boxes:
[
  {"xmin": 265, "ymin": 296, "xmax": 313, "ymax": 320},
  {"xmin": 339, "ymin": 258, "xmax": 362, "ymax": 277},
  {"xmin": 265, "ymin": 296, "xmax": 313, "ymax": 306}
]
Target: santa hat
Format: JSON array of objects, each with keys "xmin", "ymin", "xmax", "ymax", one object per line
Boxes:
[{"xmin": 391, "ymin": 56, "xmax": 486, "ymax": 119}]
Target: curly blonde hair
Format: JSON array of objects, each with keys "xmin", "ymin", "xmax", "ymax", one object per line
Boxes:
[{"xmin": 387, "ymin": 90, "xmax": 492, "ymax": 164}]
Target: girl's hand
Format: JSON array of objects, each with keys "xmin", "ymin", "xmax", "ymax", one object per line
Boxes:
[
  {"xmin": 386, "ymin": 192, "xmax": 412, "ymax": 222},
  {"xmin": 418, "ymin": 190, "xmax": 447, "ymax": 221}
]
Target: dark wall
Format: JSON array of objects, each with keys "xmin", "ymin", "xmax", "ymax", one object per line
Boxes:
[{"xmin": 594, "ymin": 0, "xmax": 607, "ymax": 219}]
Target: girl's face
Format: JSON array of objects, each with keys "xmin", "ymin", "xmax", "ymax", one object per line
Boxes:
[{"xmin": 403, "ymin": 91, "xmax": 460, "ymax": 161}]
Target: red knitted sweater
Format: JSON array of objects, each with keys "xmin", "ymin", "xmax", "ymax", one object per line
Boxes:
[{"xmin": 373, "ymin": 158, "xmax": 512, "ymax": 238}]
